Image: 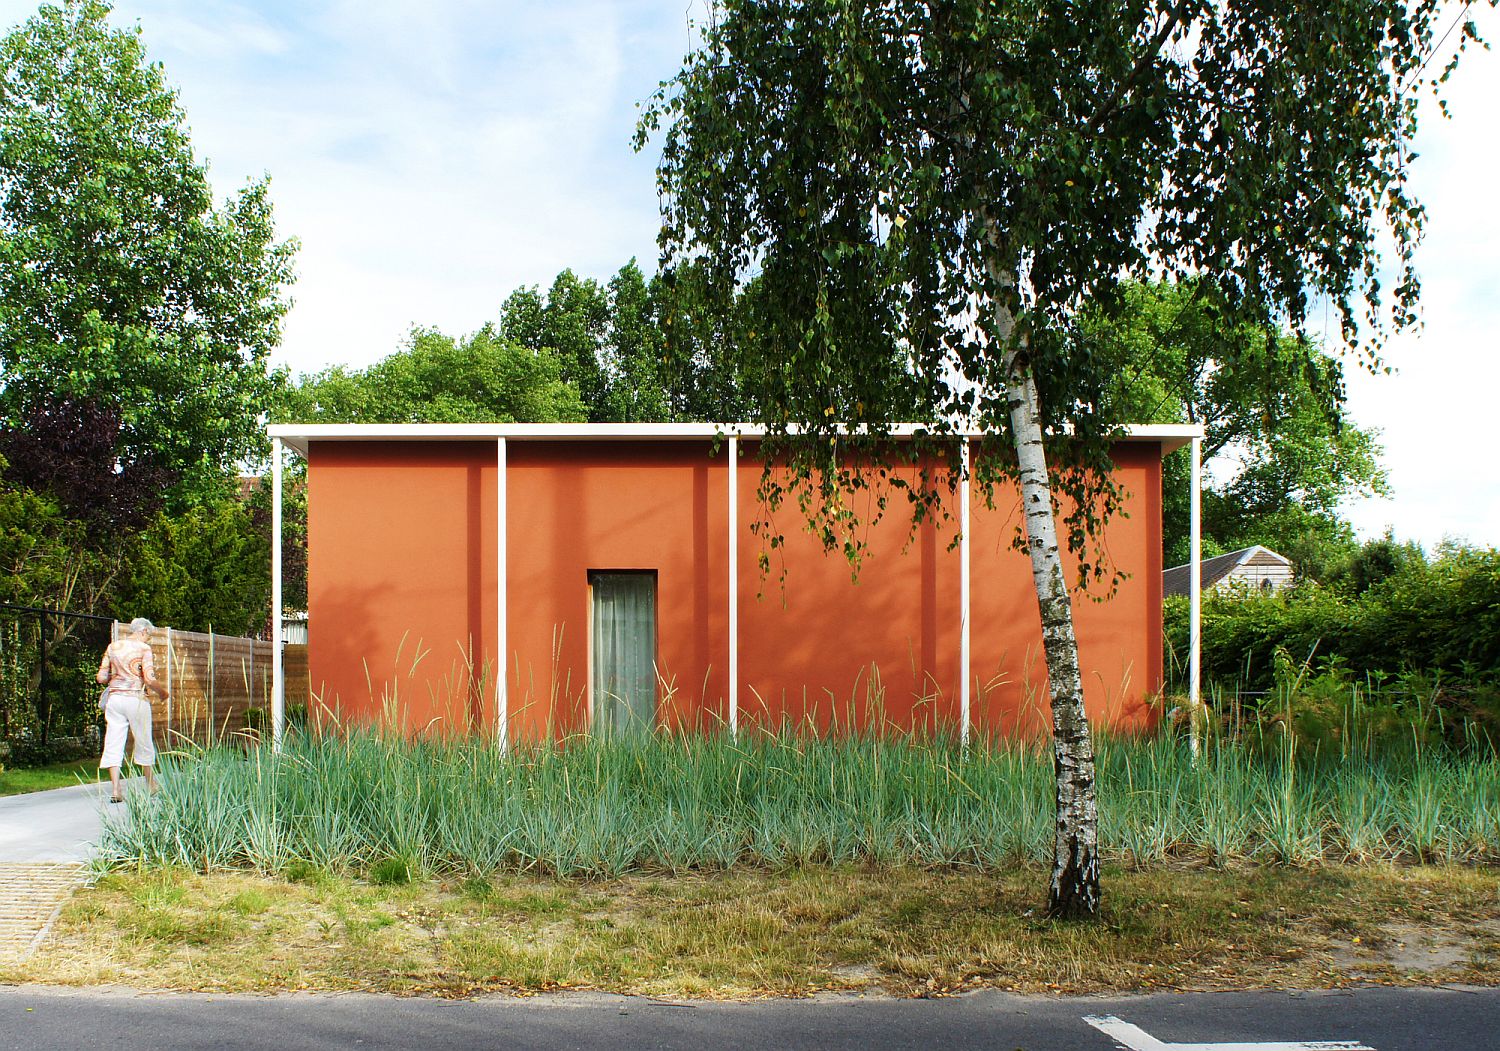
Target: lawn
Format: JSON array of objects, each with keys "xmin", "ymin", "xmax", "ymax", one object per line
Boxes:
[
  {"xmin": 0, "ymin": 757, "xmax": 99, "ymax": 797},
  {"xmin": 6, "ymin": 863, "xmax": 1496, "ymax": 996}
]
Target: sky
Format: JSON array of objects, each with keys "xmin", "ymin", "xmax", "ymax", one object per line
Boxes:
[{"xmin": 1, "ymin": 0, "xmax": 1496, "ymax": 550}]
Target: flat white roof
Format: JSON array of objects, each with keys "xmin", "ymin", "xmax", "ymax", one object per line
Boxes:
[{"xmin": 268, "ymin": 422, "xmax": 1203, "ymax": 459}]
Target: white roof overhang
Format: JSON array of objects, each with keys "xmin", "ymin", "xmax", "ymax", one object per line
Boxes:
[{"xmin": 267, "ymin": 422, "xmax": 1204, "ymax": 460}]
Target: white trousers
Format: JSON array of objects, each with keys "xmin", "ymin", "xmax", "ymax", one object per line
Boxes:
[{"xmin": 100, "ymin": 692, "xmax": 156, "ymax": 768}]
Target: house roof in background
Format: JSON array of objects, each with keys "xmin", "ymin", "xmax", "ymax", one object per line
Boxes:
[
  {"xmin": 1162, "ymin": 545, "xmax": 1292, "ymax": 598},
  {"xmin": 266, "ymin": 422, "xmax": 1203, "ymax": 460}
]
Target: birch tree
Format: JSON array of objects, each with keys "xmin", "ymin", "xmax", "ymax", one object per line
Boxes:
[{"xmin": 639, "ymin": 0, "xmax": 1489, "ymax": 918}]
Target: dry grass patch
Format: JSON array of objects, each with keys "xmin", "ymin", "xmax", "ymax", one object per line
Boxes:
[{"xmin": 4, "ymin": 863, "xmax": 1496, "ymax": 998}]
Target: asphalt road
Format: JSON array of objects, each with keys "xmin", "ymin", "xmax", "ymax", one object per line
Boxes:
[{"xmin": 0, "ymin": 985, "xmax": 1493, "ymax": 1050}]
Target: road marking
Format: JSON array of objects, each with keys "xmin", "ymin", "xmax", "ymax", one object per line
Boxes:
[{"xmin": 1083, "ymin": 1015, "xmax": 1375, "ymax": 1051}]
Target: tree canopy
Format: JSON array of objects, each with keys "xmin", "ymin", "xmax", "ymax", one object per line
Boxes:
[
  {"xmin": 496, "ymin": 259, "xmax": 751, "ymax": 424},
  {"xmin": 283, "ymin": 325, "xmax": 586, "ymax": 425},
  {"xmin": 0, "ymin": 1, "xmax": 297, "ymax": 753},
  {"xmin": 113, "ymin": 499, "xmax": 271, "ymax": 638},
  {"xmin": 0, "ymin": 0, "xmax": 295, "ymax": 503},
  {"xmin": 1092, "ymin": 280, "xmax": 1388, "ymax": 568},
  {"xmin": 499, "ymin": 269, "xmax": 612, "ymax": 421}
]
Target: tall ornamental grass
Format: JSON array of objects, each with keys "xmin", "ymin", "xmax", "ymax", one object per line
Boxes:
[{"xmin": 100, "ymin": 729, "xmax": 1500, "ymax": 877}]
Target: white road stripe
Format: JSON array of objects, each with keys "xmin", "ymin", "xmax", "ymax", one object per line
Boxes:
[{"xmin": 1083, "ymin": 1015, "xmax": 1376, "ymax": 1051}]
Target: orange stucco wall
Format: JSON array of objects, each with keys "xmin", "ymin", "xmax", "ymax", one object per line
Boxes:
[
  {"xmin": 966, "ymin": 442, "xmax": 1163, "ymax": 736},
  {"xmin": 306, "ymin": 438, "xmax": 1162, "ymax": 740},
  {"xmin": 306, "ymin": 441, "xmax": 498, "ymax": 733},
  {"xmin": 505, "ymin": 441, "xmax": 730, "ymax": 738}
]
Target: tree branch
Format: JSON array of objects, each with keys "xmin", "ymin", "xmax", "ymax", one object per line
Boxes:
[{"xmin": 1090, "ymin": 0, "xmax": 1198, "ymax": 131}]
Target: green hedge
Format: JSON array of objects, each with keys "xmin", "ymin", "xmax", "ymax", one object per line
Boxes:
[{"xmin": 1165, "ymin": 546, "xmax": 1500, "ymax": 689}]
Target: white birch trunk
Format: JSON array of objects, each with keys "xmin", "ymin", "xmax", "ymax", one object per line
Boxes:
[{"xmin": 988, "ymin": 263, "xmax": 1101, "ymax": 920}]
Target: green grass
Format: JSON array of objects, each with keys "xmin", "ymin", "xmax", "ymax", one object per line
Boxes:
[
  {"xmin": 98, "ymin": 728, "xmax": 1500, "ymax": 876},
  {"xmin": 0, "ymin": 757, "xmax": 99, "ymax": 796}
]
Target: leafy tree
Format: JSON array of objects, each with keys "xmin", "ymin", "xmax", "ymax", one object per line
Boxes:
[
  {"xmin": 283, "ymin": 326, "xmax": 586, "ymax": 425},
  {"xmin": 500, "ymin": 260, "xmax": 738, "ymax": 423},
  {"xmin": 112, "ymin": 498, "xmax": 270, "ymax": 638},
  {"xmin": 0, "ymin": 465, "xmax": 114, "ymax": 744},
  {"xmin": 0, "ymin": 398, "xmax": 175, "ymax": 532},
  {"xmin": 653, "ymin": 261, "xmax": 756, "ymax": 422},
  {"xmin": 1326, "ymin": 529, "xmax": 1428, "ymax": 597},
  {"xmin": 499, "ymin": 270, "xmax": 611, "ymax": 420},
  {"xmin": 0, "ymin": 468, "xmax": 72, "ymax": 609},
  {"xmin": 1091, "ymin": 280, "xmax": 1387, "ymax": 568},
  {"xmin": 602, "ymin": 260, "xmax": 671, "ymax": 422},
  {"xmin": 0, "ymin": 400, "xmax": 165, "ymax": 710},
  {"xmin": 640, "ymin": 0, "xmax": 1487, "ymax": 917},
  {"xmin": 493, "ymin": 258, "xmax": 762, "ymax": 424},
  {"xmin": 0, "ymin": 0, "xmax": 295, "ymax": 501}
]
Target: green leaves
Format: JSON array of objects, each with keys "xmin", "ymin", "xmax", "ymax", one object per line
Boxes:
[
  {"xmin": 114, "ymin": 498, "xmax": 272, "ymax": 637},
  {"xmin": 1166, "ymin": 543, "xmax": 1500, "ymax": 694},
  {"xmin": 1087, "ymin": 279, "xmax": 1388, "ymax": 564},
  {"xmin": 281, "ymin": 326, "xmax": 586, "ymax": 426},
  {"xmin": 0, "ymin": 0, "xmax": 295, "ymax": 500},
  {"xmin": 637, "ymin": 0, "xmax": 1487, "ymax": 578},
  {"xmin": 0, "ymin": 466, "xmax": 74, "ymax": 607},
  {"xmin": 500, "ymin": 270, "xmax": 613, "ymax": 421}
]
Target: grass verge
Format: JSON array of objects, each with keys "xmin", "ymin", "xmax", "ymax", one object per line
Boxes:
[
  {"xmin": 6, "ymin": 863, "xmax": 1496, "ymax": 997},
  {"xmin": 0, "ymin": 758, "xmax": 98, "ymax": 797}
]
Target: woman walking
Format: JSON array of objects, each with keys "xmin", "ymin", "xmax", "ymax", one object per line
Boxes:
[{"xmin": 96, "ymin": 617, "xmax": 168, "ymax": 802}]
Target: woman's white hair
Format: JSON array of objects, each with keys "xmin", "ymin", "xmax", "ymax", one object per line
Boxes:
[{"xmin": 126, "ymin": 617, "xmax": 155, "ymax": 635}]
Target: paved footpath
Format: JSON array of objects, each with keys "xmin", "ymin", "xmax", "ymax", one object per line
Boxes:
[
  {"xmin": 0, "ymin": 985, "xmax": 1494, "ymax": 1051},
  {"xmin": 0, "ymin": 779, "xmax": 112, "ymax": 865},
  {"xmin": 0, "ymin": 779, "xmax": 122, "ymax": 964}
]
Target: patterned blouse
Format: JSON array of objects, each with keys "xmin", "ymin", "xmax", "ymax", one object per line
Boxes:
[{"xmin": 100, "ymin": 638, "xmax": 155, "ymax": 697}]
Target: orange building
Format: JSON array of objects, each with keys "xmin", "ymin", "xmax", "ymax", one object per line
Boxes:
[{"xmin": 266, "ymin": 423, "xmax": 1199, "ymax": 743}]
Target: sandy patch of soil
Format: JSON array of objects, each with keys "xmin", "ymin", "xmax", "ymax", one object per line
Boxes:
[{"xmin": 1328, "ymin": 918, "xmax": 1500, "ymax": 979}]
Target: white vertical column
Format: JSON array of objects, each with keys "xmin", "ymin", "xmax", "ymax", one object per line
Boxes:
[
  {"xmin": 496, "ymin": 437, "xmax": 508, "ymax": 751},
  {"xmin": 271, "ymin": 436, "xmax": 284, "ymax": 752},
  {"xmin": 1188, "ymin": 433, "xmax": 1202, "ymax": 759},
  {"xmin": 208, "ymin": 629, "xmax": 216, "ymax": 744},
  {"xmin": 727, "ymin": 435, "xmax": 739, "ymax": 738},
  {"xmin": 165, "ymin": 626, "xmax": 174, "ymax": 735},
  {"xmin": 959, "ymin": 438, "xmax": 971, "ymax": 747}
]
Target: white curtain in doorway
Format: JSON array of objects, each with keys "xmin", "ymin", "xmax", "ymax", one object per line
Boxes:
[{"xmin": 590, "ymin": 573, "xmax": 657, "ymax": 734}]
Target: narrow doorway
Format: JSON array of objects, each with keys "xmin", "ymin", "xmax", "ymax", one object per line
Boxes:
[{"xmin": 589, "ymin": 571, "xmax": 657, "ymax": 735}]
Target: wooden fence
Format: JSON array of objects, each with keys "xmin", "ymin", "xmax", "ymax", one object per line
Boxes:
[{"xmin": 121, "ymin": 623, "xmax": 310, "ymax": 746}]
